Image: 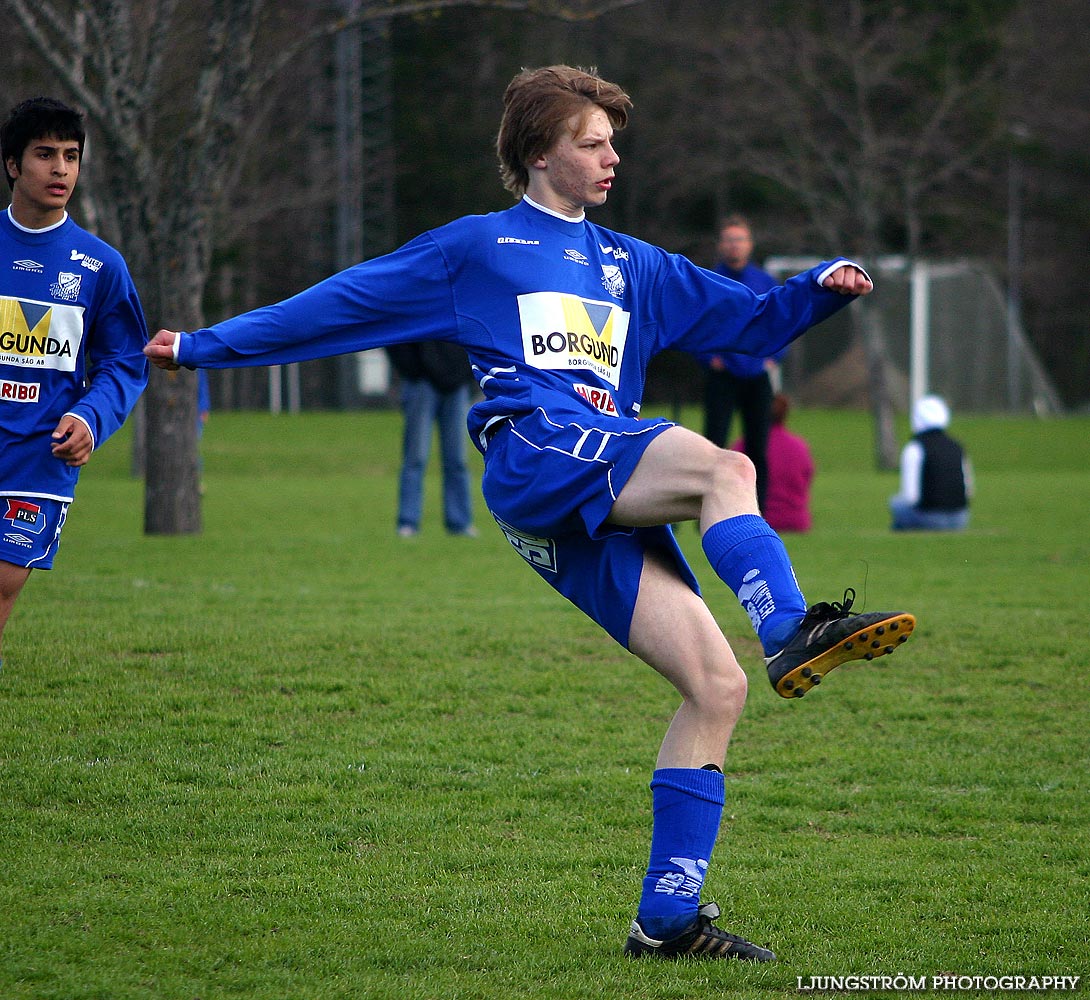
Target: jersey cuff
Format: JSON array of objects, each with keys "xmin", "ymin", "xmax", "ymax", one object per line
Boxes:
[{"xmin": 815, "ymin": 259, "xmax": 871, "ymax": 287}]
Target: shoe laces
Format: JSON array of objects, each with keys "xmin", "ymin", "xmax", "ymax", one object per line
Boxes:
[
  {"xmin": 695, "ymin": 916, "xmax": 752, "ymax": 947},
  {"xmin": 803, "ymin": 587, "xmax": 857, "ymax": 624},
  {"xmin": 693, "ymin": 903, "xmax": 745, "ymax": 944}
]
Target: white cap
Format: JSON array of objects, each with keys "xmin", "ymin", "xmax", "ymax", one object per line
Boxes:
[{"xmin": 911, "ymin": 395, "xmax": 950, "ymax": 433}]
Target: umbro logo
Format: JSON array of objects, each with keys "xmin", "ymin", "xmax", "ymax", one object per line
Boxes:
[
  {"xmin": 12, "ymin": 259, "xmax": 43, "ymax": 272},
  {"xmin": 563, "ymin": 248, "xmax": 589, "ymax": 265}
]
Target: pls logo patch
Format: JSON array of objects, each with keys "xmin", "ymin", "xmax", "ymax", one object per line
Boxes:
[{"xmin": 4, "ymin": 498, "xmax": 46, "ymax": 534}]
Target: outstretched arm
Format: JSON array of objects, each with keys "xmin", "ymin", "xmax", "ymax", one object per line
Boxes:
[
  {"xmin": 144, "ymin": 235, "xmax": 457, "ymax": 371},
  {"xmin": 662, "ymin": 256, "xmax": 873, "ymax": 362},
  {"xmin": 145, "ymin": 329, "xmax": 180, "ymax": 370},
  {"xmin": 822, "ymin": 264, "xmax": 872, "ymax": 296}
]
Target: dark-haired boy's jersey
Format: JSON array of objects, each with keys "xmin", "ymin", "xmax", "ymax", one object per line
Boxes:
[{"xmin": 0, "ymin": 209, "xmax": 148, "ymax": 502}]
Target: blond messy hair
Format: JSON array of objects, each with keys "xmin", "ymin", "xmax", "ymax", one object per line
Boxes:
[{"xmin": 496, "ymin": 65, "xmax": 631, "ymax": 198}]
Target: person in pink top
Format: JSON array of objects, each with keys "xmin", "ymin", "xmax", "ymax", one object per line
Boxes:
[{"xmin": 732, "ymin": 393, "xmax": 814, "ymax": 532}]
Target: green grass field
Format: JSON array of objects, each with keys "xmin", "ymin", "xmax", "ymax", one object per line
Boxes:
[{"xmin": 1, "ymin": 406, "xmax": 1087, "ymax": 999}]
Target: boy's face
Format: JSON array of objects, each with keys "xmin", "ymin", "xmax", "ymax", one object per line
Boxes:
[
  {"xmin": 5, "ymin": 135, "xmax": 81, "ymax": 227},
  {"xmin": 527, "ymin": 107, "xmax": 619, "ymax": 217}
]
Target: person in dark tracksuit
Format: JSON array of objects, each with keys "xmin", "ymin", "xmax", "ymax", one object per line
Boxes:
[{"xmin": 700, "ymin": 215, "xmax": 782, "ymax": 512}]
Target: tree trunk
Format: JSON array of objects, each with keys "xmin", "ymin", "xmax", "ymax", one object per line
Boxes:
[
  {"xmin": 144, "ymin": 368, "xmax": 201, "ymax": 534},
  {"xmin": 142, "ymin": 209, "xmax": 208, "ymax": 535},
  {"xmin": 854, "ymin": 302, "xmax": 900, "ymax": 471}
]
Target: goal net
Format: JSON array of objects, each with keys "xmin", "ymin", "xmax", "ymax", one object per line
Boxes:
[{"xmin": 764, "ymin": 256, "xmax": 1063, "ymax": 415}]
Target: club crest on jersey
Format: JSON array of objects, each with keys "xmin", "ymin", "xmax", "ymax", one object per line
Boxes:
[
  {"xmin": 574, "ymin": 382, "xmax": 618, "ymax": 416},
  {"xmin": 517, "ymin": 291, "xmax": 630, "ymax": 388},
  {"xmin": 3, "ymin": 498, "xmax": 46, "ymax": 535},
  {"xmin": 50, "ymin": 272, "xmax": 82, "ymax": 301},
  {"xmin": 601, "ymin": 264, "xmax": 625, "ymax": 299}
]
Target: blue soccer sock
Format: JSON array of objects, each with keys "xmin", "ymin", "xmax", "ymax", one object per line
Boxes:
[
  {"xmin": 636, "ymin": 767, "xmax": 725, "ymax": 939},
  {"xmin": 702, "ymin": 513, "xmax": 808, "ymax": 656}
]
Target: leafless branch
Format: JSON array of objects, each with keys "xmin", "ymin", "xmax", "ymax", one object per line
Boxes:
[{"xmin": 244, "ymin": 0, "xmax": 644, "ymax": 97}]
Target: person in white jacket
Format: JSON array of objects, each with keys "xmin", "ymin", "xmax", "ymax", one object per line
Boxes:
[{"xmin": 890, "ymin": 395, "xmax": 973, "ymax": 531}]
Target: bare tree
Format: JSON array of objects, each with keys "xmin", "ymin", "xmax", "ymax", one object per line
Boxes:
[
  {"xmin": 5, "ymin": 0, "xmax": 644, "ymax": 533},
  {"xmin": 613, "ymin": 1, "xmax": 1008, "ymax": 466},
  {"xmin": 715, "ymin": 3, "xmax": 1006, "ymax": 466}
]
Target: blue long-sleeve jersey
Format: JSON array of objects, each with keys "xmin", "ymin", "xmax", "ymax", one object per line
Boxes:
[
  {"xmin": 176, "ymin": 198, "xmax": 858, "ymax": 451},
  {"xmin": 1, "ymin": 209, "xmax": 148, "ymax": 501}
]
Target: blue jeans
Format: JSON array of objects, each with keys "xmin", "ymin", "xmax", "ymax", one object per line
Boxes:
[
  {"xmin": 890, "ymin": 496, "xmax": 969, "ymax": 531},
  {"xmin": 397, "ymin": 379, "xmax": 473, "ymax": 533}
]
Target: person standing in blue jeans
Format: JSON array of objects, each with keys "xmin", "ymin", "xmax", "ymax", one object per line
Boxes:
[{"xmin": 386, "ymin": 341, "xmax": 476, "ymax": 537}]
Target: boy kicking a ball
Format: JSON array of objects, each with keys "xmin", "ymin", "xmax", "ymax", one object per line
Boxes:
[{"xmin": 145, "ymin": 65, "xmax": 914, "ymax": 960}]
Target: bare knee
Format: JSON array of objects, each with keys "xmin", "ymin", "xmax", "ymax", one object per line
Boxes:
[
  {"xmin": 711, "ymin": 446, "xmax": 757, "ymax": 491},
  {"xmin": 702, "ymin": 447, "xmax": 759, "ymax": 525},
  {"xmin": 687, "ymin": 655, "xmax": 748, "ymax": 723}
]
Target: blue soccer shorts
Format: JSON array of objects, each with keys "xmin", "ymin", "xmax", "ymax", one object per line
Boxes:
[
  {"xmin": 0, "ymin": 496, "xmax": 68, "ymax": 570},
  {"xmin": 481, "ymin": 406, "xmax": 701, "ymax": 647}
]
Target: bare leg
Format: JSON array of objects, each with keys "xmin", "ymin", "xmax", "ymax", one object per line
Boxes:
[
  {"xmin": 608, "ymin": 425, "xmax": 758, "ymax": 534},
  {"xmin": 627, "ymin": 548, "xmax": 747, "ymax": 769},
  {"xmin": 611, "ymin": 425, "xmax": 760, "ymax": 755},
  {"xmin": 0, "ymin": 561, "xmax": 32, "ymax": 658},
  {"xmin": 623, "ymin": 549, "xmax": 772, "ymax": 958},
  {"xmin": 611, "ymin": 428, "xmax": 781, "ymax": 955},
  {"xmin": 613, "ymin": 420, "xmax": 915, "ymax": 702}
]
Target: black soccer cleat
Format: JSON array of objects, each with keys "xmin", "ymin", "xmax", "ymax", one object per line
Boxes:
[
  {"xmin": 764, "ymin": 588, "xmax": 915, "ymax": 698},
  {"xmin": 623, "ymin": 902, "xmax": 777, "ymax": 961}
]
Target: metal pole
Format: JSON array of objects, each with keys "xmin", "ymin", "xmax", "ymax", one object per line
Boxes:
[
  {"xmin": 909, "ymin": 260, "xmax": 930, "ymax": 404},
  {"xmin": 335, "ymin": 0, "xmax": 364, "ymax": 408},
  {"xmin": 1006, "ymin": 128, "xmax": 1027, "ymax": 411}
]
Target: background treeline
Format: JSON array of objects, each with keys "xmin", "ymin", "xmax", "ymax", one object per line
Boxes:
[{"xmin": 3, "ymin": 0, "xmax": 1087, "ymax": 410}]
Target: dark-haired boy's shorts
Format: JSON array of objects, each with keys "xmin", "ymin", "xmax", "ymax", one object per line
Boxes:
[
  {"xmin": 0, "ymin": 496, "xmax": 68, "ymax": 570},
  {"xmin": 481, "ymin": 407, "xmax": 701, "ymax": 648}
]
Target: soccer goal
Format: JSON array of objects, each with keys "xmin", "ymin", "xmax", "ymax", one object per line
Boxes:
[{"xmin": 765, "ymin": 256, "xmax": 1063, "ymax": 415}]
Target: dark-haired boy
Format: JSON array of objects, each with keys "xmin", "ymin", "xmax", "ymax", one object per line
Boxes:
[{"xmin": 0, "ymin": 97, "xmax": 148, "ymax": 666}]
